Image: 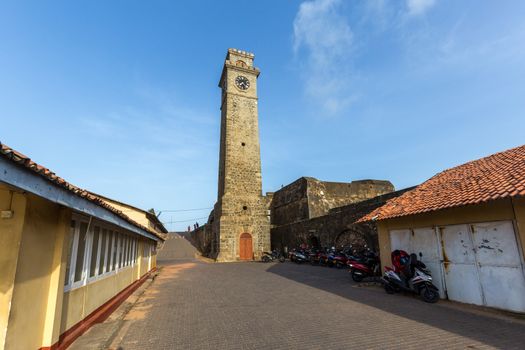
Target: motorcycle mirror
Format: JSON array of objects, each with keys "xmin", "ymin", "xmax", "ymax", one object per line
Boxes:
[{"xmin": 419, "ymin": 252, "xmax": 423, "ymax": 258}]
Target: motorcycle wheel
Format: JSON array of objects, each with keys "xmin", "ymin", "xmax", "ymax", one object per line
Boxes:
[
  {"xmin": 351, "ymin": 269, "xmax": 364, "ymax": 282},
  {"xmin": 420, "ymin": 286, "xmax": 440, "ymax": 303},
  {"xmin": 278, "ymin": 256, "xmax": 285, "ymax": 263},
  {"xmin": 336, "ymin": 262, "xmax": 344, "ymax": 269},
  {"xmin": 262, "ymin": 256, "xmax": 270, "ymax": 263},
  {"xmin": 384, "ymin": 283, "xmax": 395, "ymax": 294}
]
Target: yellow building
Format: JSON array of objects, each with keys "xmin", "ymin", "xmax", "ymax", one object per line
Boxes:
[
  {"xmin": 0, "ymin": 142, "xmax": 165, "ymax": 350},
  {"xmin": 87, "ymin": 191, "xmax": 168, "ymax": 237},
  {"xmin": 360, "ymin": 145, "xmax": 525, "ymax": 313}
]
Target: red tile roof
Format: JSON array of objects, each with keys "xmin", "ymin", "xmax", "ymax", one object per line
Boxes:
[
  {"xmin": 359, "ymin": 144, "xmax": 525, "ymax": 222},
  {"xmin": 0, "ymin": 142, "xmax": 165, "ymax": 240}
]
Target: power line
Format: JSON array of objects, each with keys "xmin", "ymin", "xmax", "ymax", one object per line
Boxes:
[
  {"xmin": 162, "ymin": 216, "xmax": 209, "ymax": 224},
  {"xmin": 158, "ymin": 207, "xmax": 212, "ymax": 213}
]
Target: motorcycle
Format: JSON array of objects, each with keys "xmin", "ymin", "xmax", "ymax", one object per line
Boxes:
[
  {"xmin": 308, "ymin": 249, "xmax": 322, "ymax": 265},
  {"xmin": 293, "ymin": 249, "xmax": 309, "ymax": 264},
  {"xmin": 382, "ymin": 250, "xmax": 440, "ymax": 303},
  {"xmin": 261, "ymin": 250, "xmax": 285, "ymax": 263},
  {"xmin": 288, "ymin": 249, "xmax": 297, "ymax": 262},
  {"xmin": 331, "ymin": 251, "xmax": 349, "ymax": 268},
  {"xmin": 347, "ymin": 250, "xmax": 380, "ymax": 282},
  {"xmin": 317, "ymin": 249, "xmax": 331, "ymax": 266}
]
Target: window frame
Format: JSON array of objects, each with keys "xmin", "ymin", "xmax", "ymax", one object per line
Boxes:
[
  {"xmin": 65, "ymin": 214, "xmax": 143, "ymax": 292},
  {"xmin": 88, "ymin": 225, "xmax": 101, "ymax": 281},
  {"xmin": 66, "ymin": 216, "xmax": 91, "ymax": 291}
]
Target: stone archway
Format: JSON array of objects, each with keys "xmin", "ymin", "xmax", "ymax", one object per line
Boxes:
[
  {"xmin": 239, "ymin": 233, "xmax": 253, "ymax": 260},
  {"xmin": 334, "ymin": 229, "xmax": 368, "ymax": 252}
]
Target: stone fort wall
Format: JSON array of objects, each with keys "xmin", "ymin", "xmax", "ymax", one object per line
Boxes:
[
  {"xmin": 270, "ymin": 187, "xmax": 414, "ymax": 252},
  {"xmin": 270, "ymin": 177, "xmax": 394, "ymax": 227}
]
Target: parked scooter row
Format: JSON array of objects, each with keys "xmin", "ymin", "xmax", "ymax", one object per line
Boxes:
[
  {"xmin": 288, "ymin": 246, "xmax": 380, "ymax": 278},
  {"xmin": 280, "ymin": 245, "xmax": 440, "ymax": 304},
  {"xmin": 312, "ymin": 249, "xmax": 351, "ymax": 268}
]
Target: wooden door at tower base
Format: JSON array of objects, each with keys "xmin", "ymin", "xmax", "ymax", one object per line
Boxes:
[{"xmin": 240, "ymin": 233, "xmax": 253, "ymax": 260}]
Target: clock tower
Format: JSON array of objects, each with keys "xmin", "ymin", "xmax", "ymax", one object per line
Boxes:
[{"xmin": 211, "ymin": 48, "xmax": 270, "ymax": 262}]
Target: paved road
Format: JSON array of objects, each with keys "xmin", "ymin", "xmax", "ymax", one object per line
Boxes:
[
  {"xmin": 157, "ymin": 232, "xmax": 197, "ymax": 261},
  {"xmin": 109, "ymin": 247, "xmax": 525, "ymax": 349}
]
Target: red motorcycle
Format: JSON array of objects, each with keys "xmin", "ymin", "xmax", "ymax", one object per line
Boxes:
[
  {"xmin": 331, "ymin": 252, "xmax": 349, "ymax": 268},
  {"xmin": 347, "ymin": 250, "xmax": 380, "ymax": 282},
  {"xmin": 318, "ymin": 250, "xmax": 330, "ymax": 266},
  {"xmin": 308, "ymin": 249, "xmax": 323, "ymax": 265}
]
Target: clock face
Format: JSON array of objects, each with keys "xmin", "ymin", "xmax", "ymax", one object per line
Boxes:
[{"xmin": 235, "ymin": 75, "xmax": 250, "ymax": 90}]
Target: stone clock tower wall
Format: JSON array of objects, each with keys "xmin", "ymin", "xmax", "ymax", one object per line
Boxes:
[{"xmin": 211, "ymin": 48, "xmax": 270, "ymax": 262}]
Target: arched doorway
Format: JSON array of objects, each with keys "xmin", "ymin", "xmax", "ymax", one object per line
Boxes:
[
  {"xmin": 335, "ymin": 229, "xmax": 369, "ymax": 252},
  {"xmin": 239, "ymin": 233, "xmax": 253, "ymax": 260},
  {"xmin": 308, "ymin": 235, "xmax": 320, "ymax": 248}
]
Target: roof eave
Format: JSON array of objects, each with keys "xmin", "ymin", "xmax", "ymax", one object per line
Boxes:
[{"xmin": 0, "ymin": 157, "xmax": 162, "ymax": 242}]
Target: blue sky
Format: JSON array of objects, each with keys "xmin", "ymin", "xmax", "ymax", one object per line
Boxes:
[{"xmin": 1, "ymin": 0, "xmax": 525, "ymax": 231}]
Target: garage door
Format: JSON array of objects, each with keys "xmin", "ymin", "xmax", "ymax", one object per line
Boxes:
[
  {"xmin": 390, "ymin": 228, "xmax": 446, "ymax": 298},
  {"xmin": 391, "ymin": 221, "xmax": 525, "ymax": 312},
  {"xmin": 440, "ymin": 224, "xmax": 484, "ymax": 305},
  {"xmin": 471, "ymin": 221, "xmax": 525, "ymax": 311}
]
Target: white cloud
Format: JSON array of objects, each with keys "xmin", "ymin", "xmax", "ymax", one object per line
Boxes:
[
  {"xmin": 293, "ymin": 0, "xmax": 356, "ymax": 114},
  {"xmin": 78, "ymin": 85, "xmax": 217, "ymax": 161},
  {"xmin": 291, "ymin": 0, "xmax": 442, "ymax": 113},
  {"xmin": 406, "ymin": 0, "xmax": 436, "ymax": 16}
]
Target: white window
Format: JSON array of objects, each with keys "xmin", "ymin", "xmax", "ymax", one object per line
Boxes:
[
  {"xmin": 89, "ymin": 226, "xmax": 100, "ymax": 278},
  {"xmin": 108, "ymin": 230, "xmax": 114, "ymax": 272},
  {"xmin": 99, "ymin": 228, "xmax": 108, "ymax": 274},
  {"xmin": 74, "ymin": 222, "xmax": 89, "ymax": 283},
  {"xmin": 64, "ymin": 218, "xmax": 90, "ymax": 290},
  {"xmin": 118, "ymin": 234, "xmax": 124, "ymax": 269},
  {"xmin": 64, "ymin": 221, "xmax": 75, "ymax": 286},
  {"xmin": 132, "ymin": 238, "xmax": 136, "ymax": 265},
  {"xmin": 124, "ymin": 236, "xmax": 130, "ymax": 266},
  {"xmin": 122, "ymin": 235, "xmax": 126, "ymax": 268},
  {"xmin": 112, "ymin": 231, "xmax": 118, "ymax": 271},
  {"xmin": 64, "ymin": 217, "xmax": 145, "ymax": 291}
]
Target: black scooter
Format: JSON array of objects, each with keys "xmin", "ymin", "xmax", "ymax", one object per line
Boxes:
[
  {"xmin": 262, "ymin": 250, "xmax": 285, "ymax": 263},
  {"xmin": 382, "ymin": 253, "xmax": 440, "ymax": 303},
  {"xmin": 292, "ymin": 249, "xmax": 309, "ymax": 264}
]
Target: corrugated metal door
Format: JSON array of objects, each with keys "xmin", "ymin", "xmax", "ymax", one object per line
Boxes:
[
  {"xmin": 390, "ymin": 221, "xmax": 525, "ymax": 312},
  {"xmin": 389, "ymin": 228, "xmax": 445, "ymax": 297},
  {"xmin": 389, "ymin": 229, "xmax": 411, "ymax": 251},
  {"xmin": 471, "ymin": 221, "xmax": 525, "ymax": 312},
  {"xmin": 412, "ymin": 227, "xmax": 446, "ymax": 298},
  {"xmin": 439, "ymin": 224, "xmax": 484, "ymax": 305}
]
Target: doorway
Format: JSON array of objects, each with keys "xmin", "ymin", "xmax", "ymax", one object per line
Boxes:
[{"xmin": 240, "ymin": 233, "xmax": 253, "ymax": 260}]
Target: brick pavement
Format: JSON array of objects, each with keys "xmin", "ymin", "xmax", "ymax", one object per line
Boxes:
[{"xmin": 106, "ymin": 258, "xmax": 525, "ymax": 350}]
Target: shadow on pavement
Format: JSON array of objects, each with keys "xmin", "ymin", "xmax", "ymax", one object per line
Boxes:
[{"xmin": 266, "ymin": 261, "xmax": 524, "ymax": 349}]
